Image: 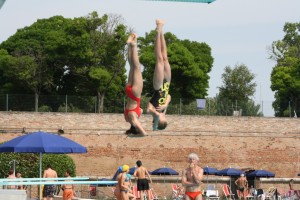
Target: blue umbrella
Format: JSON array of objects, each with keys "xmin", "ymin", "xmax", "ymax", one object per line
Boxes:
[
  {"xmin": 203, "ymin": 166, "xmax": 219, "ymax": 175},
  {"xmin": 203, "ymin": 166, "xmax": 219, "ymax": 186},
  {"xmin": 216, "ymin": 168, "xmax": 244, "ymax": 176},
  {"xmin": 129, "ymin": 167, "xmax": 137, "ymax": 175},
  {"xmin": 0, "ymin": 131, "xmax": 87, "ymax": 178},
  {"xmin": 151, "ymin": 167, "xmax": 179, "ymax": 175},
  {"xmin": 247, "ymin": 170, "xmax": 275, "ymax": 177},
  {"xmin": 112, "ymin": 167, "xmax": 137, "ymax": 180},
  {"xmin": 216, "ymin": 167, "xmax": 244, "ymax": 188}
]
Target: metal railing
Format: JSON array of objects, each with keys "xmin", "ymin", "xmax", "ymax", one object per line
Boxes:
[{"xmin": 0, "ymin": 94, "xmax": 278, "ymax": 117}]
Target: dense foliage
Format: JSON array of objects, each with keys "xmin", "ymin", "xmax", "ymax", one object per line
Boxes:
[
  {"xmin": 217, "ymin": 64, "xmax": 261, "ymax": 116},
  {"xmin": 269, "ymin": 22, "xmax": 300, "ymax": 117},
  {"xmin": 0, "ymin": 12, "xmax": 127, "ymax": 113},
  {"xmin": 0, "ymin": 153, "xmax": 76, "ymax": 178}
]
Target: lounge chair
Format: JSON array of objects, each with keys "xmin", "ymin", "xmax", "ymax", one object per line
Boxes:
[
  {"xmin": 257, "ymin": 187, "xmax": 276, "ymax": 200},
  {"xmin": 132, "ymin": 185, "xmax": 140, "ymax": 199},
  {"xmin": 172, "ymin": 184, "xmax": 184, "ymax": 200},
  {"xmin": 206, "ymin": 189, "xmax": 220, "ymax": 200},
  {"xmin": 223, "ymin": 184, "xmax": 235, "ymax": 200},
  {"xmin": 149, "ymin": 188, "xmax": 159, "ymax": 200}
]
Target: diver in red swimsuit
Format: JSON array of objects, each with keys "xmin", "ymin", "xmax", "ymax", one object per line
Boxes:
[
  {"xmin": 124, "ymin": 33, "xmax": 147, "ymax": 136},
  {"xmin": 182, "ymin": 153, "xmax": 204, "ymax": 200}
]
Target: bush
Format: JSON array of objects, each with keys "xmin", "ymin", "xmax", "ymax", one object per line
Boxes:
[{"xmin": 0, "ymin": 153, "xmax": 76, "ymax": 178}]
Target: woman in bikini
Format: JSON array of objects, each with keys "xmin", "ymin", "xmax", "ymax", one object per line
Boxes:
[
  {"xmin": 147, "ymin": 19, "xmax": 171, "ymax": 131},
  {"xmin": 117, "ymin": 165, "xmax": 135, "ymax": 200},
  {"xmin": 124, "ymin": 33, "xmax": 147, "ymax": 136},
  {"xmin": 182, "ymin": 153, "xmax": 204, "ymax": 200}
]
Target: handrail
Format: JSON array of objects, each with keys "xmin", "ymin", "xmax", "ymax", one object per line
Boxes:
[
  {"xmin": 0, "ymin": 177, "xmax": 90, "ymax": 182},
  {"xmin": 0, "ymin": 180, "xmax": 117, "ymax": 186}
]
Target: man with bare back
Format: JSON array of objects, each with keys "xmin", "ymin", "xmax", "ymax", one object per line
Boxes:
[
  {"xmin": 235, "ymin": 174, "xmax": 248, "ymax": 200},
  {"xmin": 133, "ymin": 160, "xmax": 152, "ymax": 200},
  {"xmin": 182, "ymin": 153, "xmax": 204, "ymax": 200},
  {"xmin": 43, "ymin": 164, "xmax": 58, "ymax": 200}
]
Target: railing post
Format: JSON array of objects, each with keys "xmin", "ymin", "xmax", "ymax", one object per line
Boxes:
[
  {"xmin": 208, "ymin": 98, "xmax": 211, "ymax": 116},
  {"xmin": 65, "ymin": 95, "xmax": 68, "ymax": 113},
  {"xmin": 95, "ymin": 96, "xmax": 97, "ymax": 113},
  {"xmin": 180, "ymin": 98, "xmax": 182, "ymax": 115},
  {"xmin": 6, "ymin": 94, "xmax": 8, "ymax": 111}
]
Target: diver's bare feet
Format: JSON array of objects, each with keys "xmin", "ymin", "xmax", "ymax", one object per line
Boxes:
[
  {"xmin": 127, "ymin": 33, "xmax": 137, "ymax": 45},
  {"xmin": 156, "ymin": 19, "xmax": 165, "ymax": 26},
  {"xmin": 156, "ymin": 19, "xmax": 164, "ymax": 32}
]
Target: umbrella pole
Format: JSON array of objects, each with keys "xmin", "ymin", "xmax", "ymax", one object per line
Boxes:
[{"xmin": 39, "ymin": 153, "xmax": 42, "ymax": 200}]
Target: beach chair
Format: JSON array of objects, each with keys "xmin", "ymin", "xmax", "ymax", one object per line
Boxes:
[
  {"xmin": 149, "ymin": 188, "xmax": 159, "ymax": 200},
  {"xmin": 206, "ymin": 189, "xmax": 220, "ymax": 200},
  {"xmin": 132, "ymin": 185, "xmax": 141, "ymax": 199},
  {"xmin": 172, "ymin": 184, "xmax": 184, "ymax": 200},
  {"xmin": 246, "ymin": 189, "xmax": 254, "ymax": 200},
  {"xmin": 265, "ymin": 187, "xmax": 276, "ymax": 200},
  {"xmin": 223, "ymin": 184, "xmax": 235, "ymax": 200},
  {"xmin": 256, "ymin": 187, "xmax": 275, "ymax": 200}
]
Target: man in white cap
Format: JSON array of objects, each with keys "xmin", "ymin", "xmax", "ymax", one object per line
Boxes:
[{"xmin": 235, "ymin": 173, "xmax": 248, "ymax": 200}]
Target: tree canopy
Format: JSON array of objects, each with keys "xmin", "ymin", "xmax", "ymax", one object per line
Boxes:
[
  {"xmin": 269, "ymin": 22, "xmax": 300, "ymax": 117},
  {"xmin": 217, "ymin": 63, "xmax": 261, "ymax": 116},
  {"xmin": 0, "ymin": 12, "xmax": 128, "ymax": 113}
]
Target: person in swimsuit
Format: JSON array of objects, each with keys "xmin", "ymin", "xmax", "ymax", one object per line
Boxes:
[
  {"xmin": 62, "ymin": 170, "xmax": 74, "ymax": 200},
  {"xmin": 118, "ymin": 165, "xmax": 133, "ymax": 200},
  {"xmin": 43, "ymin": 164, "xmax": 58, "ymax": 200},
  {"xmin": 147, "ymin": 19, "xmax": 171, "ymax": 131},
  {"xmin": 133, "ymin": 160, "xmax": 152, "ymax": 200},
  {"xmin": 182, "ymin": 153, "xmax": 204, "ymax": 200},
  {"xmin": 235, "ymin": 174, "xmax": 248, "ymax": 200},
  {"xmin": 124, "ymin": 33, "xmax": 147, "ymax": 136},
  {"xmin": 6, "ymin": 169, "xmax": 16, "ymax": 189}
]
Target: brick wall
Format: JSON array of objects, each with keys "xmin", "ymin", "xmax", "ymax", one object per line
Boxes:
[{"xmin": 0, "ymin": 112, "xmax": 299, "ymax": 179}]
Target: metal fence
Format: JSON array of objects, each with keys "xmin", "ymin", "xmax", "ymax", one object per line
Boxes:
[{"xmin": 0, "ymin": 94, "xmax": 277, "ymax": 117}]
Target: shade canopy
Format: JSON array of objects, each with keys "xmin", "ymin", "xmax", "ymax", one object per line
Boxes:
[
  {"xmin": 247, "ymin": 170, "xmax": 275, "ymax": 177},
  {"xmin": 216, "ymin": 168, "xmax": 244, "ymax": 176},
  {"xmin": 151, "ymin": 167, "xmax": 179, "ymax": 175},
  {"xmin": 0, "ymin": 131, "xmax": 87, "ymax": 179},
  {"xmin": 145, "ymin": 0, "xmax": 216, "ymax": 3},
  {"xmin": 203, "ymin": 166, "xmax": 219, "ymax": 175},
  {"xmin": 0, "ymin": 131, "xmax": 87, "ymax": 153},
  {"xmin": 112, "ymin": 167, "xmax": 137, "ymax": 180}
]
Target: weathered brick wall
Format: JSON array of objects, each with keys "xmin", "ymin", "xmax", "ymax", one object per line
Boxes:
[{"xmin": 0, "ymin": 112, "xmax": 299, "ymax": 180}]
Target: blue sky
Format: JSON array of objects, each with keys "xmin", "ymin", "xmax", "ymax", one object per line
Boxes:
[{"xmin": 1, "ymin": 0, "xmax": 300, "ymax": 116}]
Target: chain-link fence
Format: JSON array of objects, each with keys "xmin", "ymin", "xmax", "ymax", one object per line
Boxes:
[{"xmin": 0, "ymin": 94, "xmax": 279, "ymax": 117}]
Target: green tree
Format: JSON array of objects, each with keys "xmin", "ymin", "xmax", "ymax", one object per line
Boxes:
[
  {"xmin": 139, "ymin": 30, "xmax": 213, "ymax": 103},
  {"xmin": 269, "ymin": 22, "xmax": 300, "ymax": 117},
  {"xmin": 0, "ymin": 16, "xmax": 75, "ymax": 111},
  {"xmin": 74, "ymin": 13, "xmax": 127, "ymax": 113},
  {"xmin": 217, "ymin": 63, "xmax": 261, "ymax": 116},
  {"xmin": 0, "ymin": 12, "xmax": 128, "ymax": 113}
]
